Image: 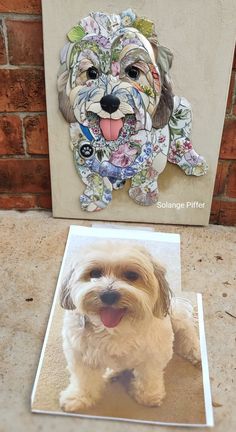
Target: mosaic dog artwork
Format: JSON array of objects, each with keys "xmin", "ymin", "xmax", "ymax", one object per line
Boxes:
[{"xmin": 57, "ymin": 9, "xmax": 208, "ymax": 212}]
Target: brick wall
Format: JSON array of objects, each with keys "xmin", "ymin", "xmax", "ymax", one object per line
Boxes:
[
  {"xmin": 0, "ymin": 0, "xmax": 235, "ymax": 224},
  {"xmin": 0, "ymin": 0, "xmax": 51, "ymax": 210}
]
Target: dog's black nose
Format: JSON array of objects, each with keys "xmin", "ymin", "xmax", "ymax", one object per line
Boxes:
[
  {"xmin": 100, "ymin": 291, "xmax": 120, "ymax": 305},
  {"xmin": 100, "ymin": 95, "xmax": 120, "ymax": 114}
]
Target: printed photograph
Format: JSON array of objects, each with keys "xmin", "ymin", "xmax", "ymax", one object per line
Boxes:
[{"xmin": 31, "ymin": 226, "xmax": 213, "ymax": 427}]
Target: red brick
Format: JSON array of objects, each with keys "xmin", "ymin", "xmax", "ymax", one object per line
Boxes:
[
  {"xmin": 233, "ymin": 103, "xmax": 236, "ymax": 116},
  {"xmin": 7, "ymin": 20, "xmax": 43, "ymax": 66},
  {"xmin": 210, "ymin": 199, "xmax": 220, "ymax": 224},
  {"xmin": 0, "ymin": 20, "xmax": 6, "ymax": 65},
  {"xmin": 0, "ymin": 194, "xmax": 37, "ymax": 209},
  {"xmin": 24, "ymin": 115, "xmax": 48, "ymax": 154},
  {"xmin": 0, "ymin": 159, "xmax": 50, "ymax": 193},
  {"xmin": 213, "ymin": 160, "xmax": 229, "ymax": 196},
  {"xmin": 0, "ymin": 115, "xmax": 24, "ymax": 155},
  {"xmin": 226, "ymin": 71, "xmax": 235, "ymax": 114},
  {"xmin": 37, "ymin": 193, "xmax": 52, "ymax": 209},
  {"xmin": 0, "ymin": 0, "xmax": 41, "ymax": 14},
  {"xmin": 220, "ymin": 118, "xmax": 236, "ymax": 160},
  {"xmin": 0, "ymin": 69, "xmax": 46, "ymax": 112},
  {"xmin": 233, "ymin": 47, "xmax": 236, "ymax": 70},
  {"xmin": 219, "ymin": 201, "xmax": 236, "ymax": 226},
  {"xmin": 226, "ymin": 162, "xmax": 236, "ymax": 198}
]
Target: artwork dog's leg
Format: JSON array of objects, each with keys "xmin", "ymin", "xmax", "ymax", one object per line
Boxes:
[
  {"xmin": 60, "ymin": 362, "xmax": 106, "ymax": 412},
  {"xmin": 129, "ymin": 361, "xmax": 166, "ymax": 406},
  {"xmin": 171, "ymin": 298, "xmax": 201, "ymax": 365},
  {"xmin": 129, "ymin": 167, "xmax": 159, "ymax": 206},
  {"xmin": 168, "ymin": 96, "xmax": 208, "ymax": 176},
  {"xmin": 78, "ymin": 166, "xmax": 112, "ymax": 212}
]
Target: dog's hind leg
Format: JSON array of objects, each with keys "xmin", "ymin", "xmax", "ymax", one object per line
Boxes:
[
  {"xmin": 129, "ymin": 167, "xmax": 159, "ymax": 206},
  {"xmin": 167, "ymin": 96, "xmax": 208, "ymax": 176},
  {"xmin": 170, "ymin": 297, "xmax": 201, "ymax": 366}
]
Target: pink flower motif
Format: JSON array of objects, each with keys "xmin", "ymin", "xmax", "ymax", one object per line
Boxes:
[
  {"xmin": 110, "ymin": 143, "xmax": 137, "ymax": 167},
  {"xmin": 111, "ymin": 61, "xmax": 120, "ymax": 77},
  {"xmin": 184, "ymin": 139, "xmax": 193, "ymax": 150},
  {"xmin": 158, "ymin": 134, "xmax": 165, "ymax": 143}
]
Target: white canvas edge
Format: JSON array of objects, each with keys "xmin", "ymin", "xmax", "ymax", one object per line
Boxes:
[
  {"xmin": 31, "ymin": 408, "xmax": 210, "ymax": 428},
  {"xmin": 197, "ymin": 293, "xmax": 214, "ymax": 427},
  {"xmin": 69, "ymin": 225, "xmax": 180, "ymax": 243}
]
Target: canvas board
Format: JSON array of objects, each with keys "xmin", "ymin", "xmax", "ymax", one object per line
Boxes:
[
  {"xmin": 31, "ymin": 226, "xmax": 213, "ymax": 427},
  {"xmin": 42, "ymin": 0, "xmax": 235, "ymax": 224}
]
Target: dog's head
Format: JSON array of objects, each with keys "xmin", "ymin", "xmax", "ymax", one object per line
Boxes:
[
  {"xmin": 60, "ymin": 241, "xmax": 172, "ymax": 328},
  {"xmin": 57, "ymin": 9, "xmax": 173, "ymax": 150}
]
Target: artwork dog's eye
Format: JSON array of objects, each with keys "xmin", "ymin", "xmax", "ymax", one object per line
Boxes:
[
  {"xmin": 125, "ymin": 65, "xmax": 140, "ymax": 80},
  {"xmin": 90, "ymin": 268, "xmax": 103, "ymax": 279},
  {"xmin": 123, "ymin": 270, "xmax": 140, "ymax": 281},
  {"xmin": 86, "ymin": 67, "xmax": 99, "ymax": 80}
]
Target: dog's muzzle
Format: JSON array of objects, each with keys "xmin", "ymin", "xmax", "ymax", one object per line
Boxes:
[{"xmin": 100, "ymin": 290, "xmax": 121, "ymax": 305}]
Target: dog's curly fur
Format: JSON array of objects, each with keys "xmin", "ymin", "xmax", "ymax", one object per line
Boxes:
[{"xmin": 59, "ymin": 241, "xmax": 200, "ymax": 412}]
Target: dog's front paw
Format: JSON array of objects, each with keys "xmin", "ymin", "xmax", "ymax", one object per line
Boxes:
[
  {"xmin": 60, "ymin": 387, "xmax": 94, "ymax": 412},
  {"xmin": 129, "ymin": 380, "xmax": 166, "ymax": 407}
]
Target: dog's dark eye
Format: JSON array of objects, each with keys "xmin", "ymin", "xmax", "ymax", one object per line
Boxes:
[
  {"xmin": 90, "ymin": 269, "xmax": 103, "ymax": 279},
  {"xmin": 87, "ymin": 67, "xmax": 99, "ymax": 80},
  {"xmin": 124, "ymin": 271, "xmax": 139, "ymax": 282},
  {"xmin": 125, "ymin": 66, "xmax": 140, "ymax": 80}
]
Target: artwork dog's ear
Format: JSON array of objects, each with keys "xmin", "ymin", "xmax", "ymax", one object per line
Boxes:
[
  {"xmin": 57, "ymin": 70, "xmax": 76, "ymax": 123},
  {"xmin": 60, "ymin": 267, "xmax": 76, "ymax": 310},
  {"xmin": 157, "ymin": 45, "xmax": 173, "ymax": 73},
  {"xmin": 152, "ymin": 261, "xmax": 172, "ymax": 318},
  {"xmin": 151, "ymin": 43, "xmax": 174, "ymax": 129}
]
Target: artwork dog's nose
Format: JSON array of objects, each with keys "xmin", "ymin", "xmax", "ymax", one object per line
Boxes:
[
  {"xmin": 100, "ymin": 290, "xmax": 121, "ymax": 305},
  {"xmin": 100, "ymin": 95, "xmax": 120, "ymax": 114}
]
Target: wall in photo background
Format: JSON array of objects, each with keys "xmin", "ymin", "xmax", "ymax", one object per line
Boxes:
[{"xmin": 0, "ymin": 0, "xmax": 235, "ymax": 225}]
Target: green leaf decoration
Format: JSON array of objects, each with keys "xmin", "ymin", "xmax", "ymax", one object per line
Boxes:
[
  {"xmin": 133, "ymin": 18, "xmax": 154, "ymax": 38},
  {"xmin": 67, "ymin": 25, "xmax": 86, "ymax": 42}
]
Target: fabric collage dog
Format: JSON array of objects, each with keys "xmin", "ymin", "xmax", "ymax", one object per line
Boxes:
[
  {"xmin": 57, "ymin": 9, "xmax": 208, "ymax": 211},
  {"xmin": 59, "ymin": 241, "xmax": 200, "ymax": 412}
]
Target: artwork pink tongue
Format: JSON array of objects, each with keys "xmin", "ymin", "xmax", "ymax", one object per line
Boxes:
[
  {"xmin": 100, "ymin": 118, "xmax": 123, "ymax": 141},
  {"xmin": 100, "ymin": 307, "xmax": 126, "ymax": 328}
]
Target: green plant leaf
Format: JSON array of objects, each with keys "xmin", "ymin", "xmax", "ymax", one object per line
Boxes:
[
  {"xmin": 133, "ymin": 18, "xmax": 154, "ymax": 38},
  {"xmin": 67, "ymin": 25, "xmax": 85, "ymax": 42}
]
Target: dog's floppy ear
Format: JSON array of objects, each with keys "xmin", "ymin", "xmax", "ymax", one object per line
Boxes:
[
  {"xmin": 60, "ymin": 268, "xmax": 76, "ymax": 310},
  {"xmin": 151, "ymin": 43, "xmax": 174, "ymax": 129},
  {"xmin": 57, "ymin": 70, "xmax": 76, "ymax": 123},
  {"xmin": 157, "ymin": 45, "xmax": 173, "ymax": 74},
  {"xmin": 152, "ymin": 260, "xmax": 172, "ymax": 318}
]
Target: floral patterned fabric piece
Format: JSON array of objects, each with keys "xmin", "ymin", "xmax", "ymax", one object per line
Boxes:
[{"xmin": 58, "ymin": 9, "xmax": 208, "ymax": 212}]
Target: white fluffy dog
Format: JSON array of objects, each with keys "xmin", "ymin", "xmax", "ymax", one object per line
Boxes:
[{"xmin": 59, "ymin": 242, "xmax": 200, "ymax": 412}]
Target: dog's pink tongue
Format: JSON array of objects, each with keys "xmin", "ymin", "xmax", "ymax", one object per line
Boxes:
[
  {"xmin": 100, "ymin": 118, "xmax": 123, "ymax": 141},
  {"xmin": 100, "ymin": 307, "xmax": 126, "ymax": 328}
]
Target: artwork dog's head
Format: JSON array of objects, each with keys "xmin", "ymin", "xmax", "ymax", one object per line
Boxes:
[
  {"xmin": 60, "ymin": 242, "xmax": 171, "ymax": 328},
  {"xmin": 57, "ymin": 9, "xmax": 173, "ymax": 141}
]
